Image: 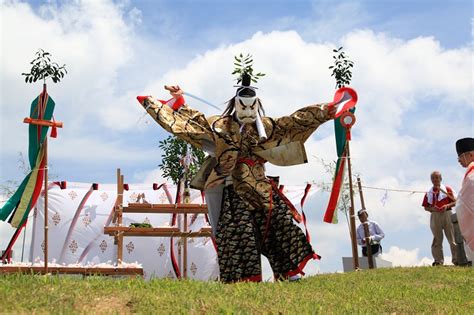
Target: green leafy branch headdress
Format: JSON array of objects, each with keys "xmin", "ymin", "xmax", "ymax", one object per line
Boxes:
[{"xmin": 232, "ymin": 53, "xmax": 265, "ymax": 97}]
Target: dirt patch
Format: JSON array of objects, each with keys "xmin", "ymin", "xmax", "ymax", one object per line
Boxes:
[{"xmin": 75, "ymin": 296, "xmax": 132, "ymax": 314}]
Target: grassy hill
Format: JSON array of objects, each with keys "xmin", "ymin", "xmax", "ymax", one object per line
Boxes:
[{"xmin": 1, "ymin": 266, "xmax": 472, "ymax": 314}]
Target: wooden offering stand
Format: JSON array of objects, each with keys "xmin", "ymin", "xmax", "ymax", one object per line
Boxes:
[
  {"xmin": 0, "ymin": 265, "xmax": 143, "ymax": 278},
  {"xmin": 103, "ymin": 169, "xmax": 212, "ymax": 279}
]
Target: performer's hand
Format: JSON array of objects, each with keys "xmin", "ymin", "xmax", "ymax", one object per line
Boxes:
[
  {"xmin": 326, "ymin": 104, "xmax": 337, "ymax": 119},
  {"xmin": 164, "ymin": 85, "xmax": 184, "ymax": 99}
]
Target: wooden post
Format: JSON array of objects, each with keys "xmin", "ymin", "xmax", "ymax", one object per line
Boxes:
[
  {"xmin": 116, "ymin": 169, "xmax": 124, "ymax": 267},
  {"xmin": 357, "ymin": 177, "xmax": 374, "ymax": 269},
  {"xmin": 44, "ymin": 137, "xmax": 48, "ymax": 272},
  {"xmin": 183, "ymin": 211, "xmax": 188, "ymax": 279},
  {"xmin": 176, "ymin": 180, "xmax": 182, "ymax": 277},
  {"xmin": 41, "ymin": 84, "xmax": 49, "ymax": 273},
  {"xmin": 182, "ymin": 185, "xmax": 191, "ymax": 279},
  {"xmin": 346, "ymin": 142, "xmax": 359, "ymax": 270}
]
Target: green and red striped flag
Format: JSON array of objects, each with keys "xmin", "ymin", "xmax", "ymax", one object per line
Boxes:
[
  {"xmin": 0, "ymin": 90, "xmax": 55, "ymax": 228},
  {"xmin": 323, "ymin": 116, "xmax": 349, "ymax": 223},
  {"xmin": 323, "ymin": 87, "xmax": 358, "ymax": 223}
]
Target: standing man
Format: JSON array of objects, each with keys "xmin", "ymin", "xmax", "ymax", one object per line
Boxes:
[
  {"xmin": 356, "ymin": 209, "xmax": 385, "ymax": 257},
  {"xmin": 422, "ymin": 171, "xmax": 458, "ymax": 265},
  {"xmin": 455, "ymin": 137, "xmax": 474, "ymax": 262}
]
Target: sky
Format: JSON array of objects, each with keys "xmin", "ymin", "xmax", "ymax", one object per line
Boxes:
[{"xmin": 0, "ymin": 0, "xmax": 473, "ymax": 274}]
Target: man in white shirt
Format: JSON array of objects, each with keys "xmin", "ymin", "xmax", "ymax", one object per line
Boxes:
[{"xmin": 356, "ymin": 209, "xmax": 385, "ymax": 256}]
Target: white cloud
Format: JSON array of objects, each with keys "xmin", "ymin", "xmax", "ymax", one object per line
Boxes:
[
  {"xmin": 379, "ymin": 246, "xmax": 434, "ymax": 267},
  {"xmin": 132, "ymin": 167, "xmax": 167, "ymax": 184},
  {"xmin": 1, "ymin": 0, "xmax": 136, "ymax": 149},
  {"xmin": 48, "ymin": 135, "xmax": 158, "ymax": 163},
  {"xmin": 128, "ymin": 7, "xmax": 142, "ymax": 26}
]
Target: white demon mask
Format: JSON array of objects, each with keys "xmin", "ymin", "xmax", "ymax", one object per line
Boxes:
[
  {"xmin": 234, "ymin": 94, "xmax": 267, "ymax": 141},
  {"xmin": 231, "ymin": 74, "xmax": 267, "ymax": 140},
  {"xmin": 235, "ymin": 95, "xmax": 259, "ymax": 124}
]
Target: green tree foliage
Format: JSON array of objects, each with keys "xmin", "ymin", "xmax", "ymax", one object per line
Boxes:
[
  {"xmin": 158, "ymin": 136, "xmax": 205, "ymax": 185},
  {"xmin": 329, "ymin": 46, "xmax": 354, "ymax": 88},
  {"xmin": 314, "ymin": 156, "xmax": 360, "ymax": 225},
  {"xmin": 22, "ymin": 49, "xmax": 67, "ymax": 84},
  {"xmin": 232, "ymin": 53, "xmax": 265, "ymax": 84}
]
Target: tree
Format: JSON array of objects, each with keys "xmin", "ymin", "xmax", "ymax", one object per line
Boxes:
[
  {"xmin": 158, "ymin": 136, "xmax": 205, "ymax": 186},
  {"xmin": 22, "ymin": 49, "xmax": 67, "ymax": 84},
  {"xmin": 329, "ymin": 46, "xmax": 354, "ymax": 89},
  {"xmin": 0, "ymin": 153, "xmax": 30, "ymax": 199},
  {"xmin": 314, "ymin": 156, "xmax": 360, "ymax": 228}
]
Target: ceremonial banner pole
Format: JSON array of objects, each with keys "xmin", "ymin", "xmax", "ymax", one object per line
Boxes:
[
  {"xmin": 22, "ymin": 83, "xmax": 63, "ymax": 272},
  {"xmin": 182, "ymin": 146, "xmax": 192, "ymax": 279},
  {"xmin": 340, "ymin": 112, "xmax": 359, "ymax": 270},
  {"xmin": 43, "ymin": 84, "xmax": 48, "ymax": 272},
  {"xmin": 357, "ymin": 177, "xmax": 374, "ymax": 269},
  {"xmin": 44, "ymin": 127, "xmax": 48, "ymax": 272},
  {"xmin": 0, "ymin": 49, "xmax": 66, "ymax": 268}
]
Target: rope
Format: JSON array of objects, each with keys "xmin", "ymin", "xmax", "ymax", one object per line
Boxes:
[
  {"xmin": 361, "ymin": 185, "xmax": 425, "ymax": 194},
  {"xmin": 305, "ymin": 179, "xmax": 425, "ymax": 194}
]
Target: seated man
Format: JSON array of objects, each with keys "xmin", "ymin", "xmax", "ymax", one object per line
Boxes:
[{"xmin": 356, "ymin": 209, "xmax": 385, "ymax": 257}]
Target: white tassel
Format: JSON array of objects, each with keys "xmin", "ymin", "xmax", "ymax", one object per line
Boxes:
[{"xmin": 256, "ymin": 112, "xmax": 267, "ymax": 141}]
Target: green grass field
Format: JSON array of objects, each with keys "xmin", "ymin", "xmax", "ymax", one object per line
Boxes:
[{"xmin": 1, "ymin": 266, "xmax": 472, "ymax": 314}]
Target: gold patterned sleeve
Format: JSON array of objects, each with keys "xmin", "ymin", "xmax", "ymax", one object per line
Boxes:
[
  {"xmin": 269, "ymin": 103, "xmax": 332, "ymax": 144},
  {"xmin": 142, "ymin": 96, "xmax": 215, "ymax": 150}
]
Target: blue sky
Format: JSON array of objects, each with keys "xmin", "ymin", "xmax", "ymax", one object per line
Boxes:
[{"xmin": 1, "ymin": 0, "xmax": 473, "ymax": 273}]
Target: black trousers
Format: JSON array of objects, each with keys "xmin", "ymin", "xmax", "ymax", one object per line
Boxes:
[
  {"xmin": 362, "ymin": 244, "xmax": 382, "ymax": 257},
  {"xmin": 215, "ymin": 186, "xmax": 315, "ymax": 282}
]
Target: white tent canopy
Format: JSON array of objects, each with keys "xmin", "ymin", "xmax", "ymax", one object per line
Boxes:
[{"xmin": 22, "ymin": 181, "xmax": 317, "ymax": 279}]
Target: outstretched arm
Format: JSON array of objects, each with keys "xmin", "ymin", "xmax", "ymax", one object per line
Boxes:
[
  {"xmin": 266, "ymin": 103, "xmax": 336, "ymax": 145},
  {"xmin": 137, "ymin": 86, "xmax": 215, "ymax": 151}
]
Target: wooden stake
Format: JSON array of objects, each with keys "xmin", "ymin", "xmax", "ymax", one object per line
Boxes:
[
  {"xmin": 346, "ymin": 142, "xmax": 359, "ymax": 270},
  {"xmin": 44, "ymin": 137, "xmax": 48, "ymax": 273},
  {"xmin": 42, "ymin": 84, "xmax": 49, "ymax": 273},
  {"xmin": 183, "ymin": 210, "xmax": 188, "ymax": 279},
  {"xmin": 182, "ymin": 184, "xmax": 191, "ymax": 279},
  {"xmin": 357, "ymin": 177, "xmax": 374, "ymax": 269},
  {"xmin": 117, "ymin": 169, "xmax": 124, "ymax": 267}
]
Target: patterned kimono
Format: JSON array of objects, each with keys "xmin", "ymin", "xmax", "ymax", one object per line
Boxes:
[{"xmin": 140, "ymin": 96, "xmax": 331, "ymax": 282}]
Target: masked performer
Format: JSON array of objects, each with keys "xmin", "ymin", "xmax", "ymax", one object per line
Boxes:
[{"xmin": 137, "ymin": 73, "xmax": 341, "ymax": 282}]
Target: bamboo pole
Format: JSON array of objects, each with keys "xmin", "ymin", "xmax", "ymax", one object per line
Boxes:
[
  {"xmin": 176, "ymin": 180, "xmax": 182, "ymax": 277},
  {"xmin": 183, "ymin": 211, "xmax": 188, "ymax": 279},
  {"xmin": 116, "ymin": 169, "xmax": 124, "ymax": 267},
  {"xmin": 43, "ymin": 84, "xmax": 49, "ymax": 273},
  {"xmin": 21, "ymin": 224, "xmax": 27, "ymax": 262},
  {"xmin": 357, "ymin": 177, "xmax": 374, "ymax": 269},
  {"xmin": 182, "ymin": 183, "xmax": 191, "ymax": 279},
  {"xmin": 346, "ymin": 142, "xmax": 359, "ymax": 270}
]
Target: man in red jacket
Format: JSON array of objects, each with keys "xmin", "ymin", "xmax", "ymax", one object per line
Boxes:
[{"xmin": 422, "ymin": 171, "xmax": 458, "ymax": 265}]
